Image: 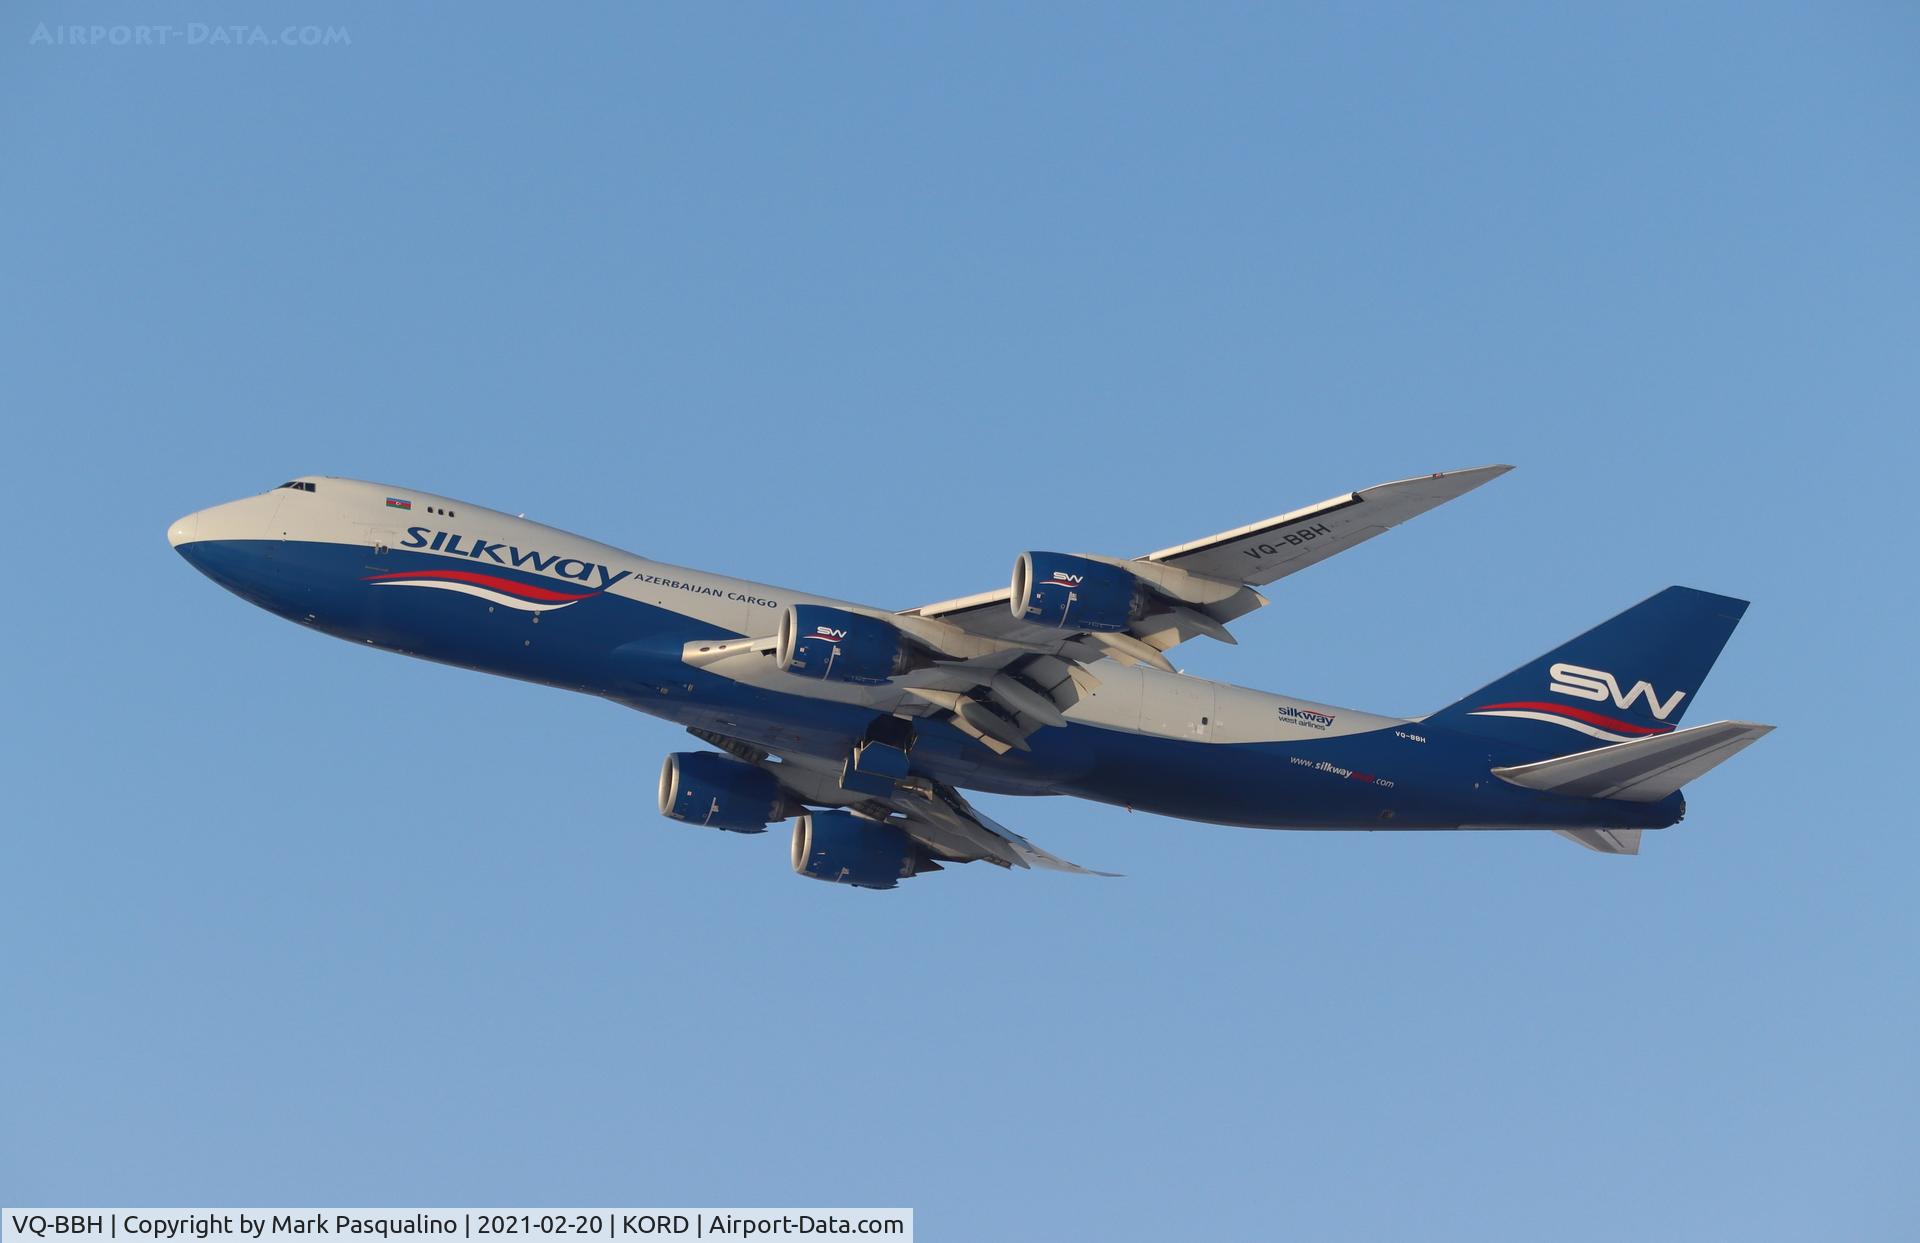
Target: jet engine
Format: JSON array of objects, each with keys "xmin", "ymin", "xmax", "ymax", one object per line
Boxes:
[
  {"xmin": 776, "ymin": 604, "xmax": 929, "ymax": 685},
  {"xmin": 658, "ymin": 751, "xmax": 784, "ymax": 833},
  {"xmin": 789, "ymin": 809, "xmax": 937, "ymax": 889},
  {"xmin": 1011, "ymin": 552, "xmax": 1144, "ymax": 632}
]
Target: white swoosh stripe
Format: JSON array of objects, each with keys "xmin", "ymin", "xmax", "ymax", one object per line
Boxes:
[
  {"xmin": 369, "ymin": 579, "xmax": 578, "ymax": 612},
  {"xmin": 1466, "ymin": 709, "xmax": 1642, "ymax": 743}
]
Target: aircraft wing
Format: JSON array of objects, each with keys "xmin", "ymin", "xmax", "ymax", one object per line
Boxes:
[
  {"xmin": 1140, "ymin": 464, "xmax": 1513, "ymax": 587},
  {"xmin": 690, "ymin": 728, "xmax": 1116, "ymax": 874},
  {"xmin": 874, "ymin": 777, "xmax": 1118, "ymax": 874},
  {"xmin": 903, "ymin": 464, "xmax": 1511, "ymax": 658},
  {"xmin": 691, "ymin": 468, "xmax": 1508, "ymax": 759}
]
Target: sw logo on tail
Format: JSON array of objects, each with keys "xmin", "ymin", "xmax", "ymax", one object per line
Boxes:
[{"xmin": 1549, "ymin": 662, "xmax": 1687, "ymax": 720}]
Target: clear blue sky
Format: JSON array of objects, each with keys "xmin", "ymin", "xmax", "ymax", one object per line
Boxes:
[{"xmin": 4, "ymin": 4, "xmax": 1915, "ymax": 1238}]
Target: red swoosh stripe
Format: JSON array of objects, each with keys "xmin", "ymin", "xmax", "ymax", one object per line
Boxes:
[
  {"xmin": 362, "ymin": 570, "xmax": 597, "ymax": 601},
  {"xmin": 1471, "ymin": 701, "xmax": 1673, "ymax": 735}
]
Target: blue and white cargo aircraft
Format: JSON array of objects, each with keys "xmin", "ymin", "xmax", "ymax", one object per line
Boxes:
[{"xmin": 170, "ymin": 467, "xmax": 1771, "ymax": 888}]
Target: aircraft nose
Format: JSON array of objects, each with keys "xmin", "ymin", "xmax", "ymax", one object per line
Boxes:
[{"xmin": 167, "ymin": 510, "xmax": 200, "ymax": 548}]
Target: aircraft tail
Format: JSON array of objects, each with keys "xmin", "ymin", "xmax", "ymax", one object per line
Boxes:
[
  {"xmin": 1425, "ymin": 586, "xmax": 1751, "ymax": 755},
  {"xmin": 1500, "ymin": 719, "xmax": 1776, "ymax": 855}
]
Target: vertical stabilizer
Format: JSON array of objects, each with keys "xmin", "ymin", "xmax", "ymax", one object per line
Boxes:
[{"xmin": 1426, "ymin": 587, "xmax": 1749, "ymax": 754}]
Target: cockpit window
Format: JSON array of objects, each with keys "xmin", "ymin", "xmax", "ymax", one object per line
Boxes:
[{"xmin": 276, "ymin": 481, "xmax": 317, "ymax": 492}]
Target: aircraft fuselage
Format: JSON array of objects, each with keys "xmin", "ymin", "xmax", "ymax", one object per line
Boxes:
[{"xmin": 169, "ymin": 477, "xmax": 1681, "ymax": 836}]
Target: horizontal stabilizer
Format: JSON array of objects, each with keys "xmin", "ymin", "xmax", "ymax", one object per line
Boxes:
[
  {"xmin": 1494, "ymin": 720, "xmax": 1775, "ymax": 803},
  {"xmin": 1554, "ymin": 827, "xmax": 1644, "ymax": 855}
]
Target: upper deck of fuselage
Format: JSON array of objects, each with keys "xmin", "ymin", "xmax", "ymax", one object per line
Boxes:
[{"xmin": 170, "ymin": 475, "xmax": 632, "ymax": 562}]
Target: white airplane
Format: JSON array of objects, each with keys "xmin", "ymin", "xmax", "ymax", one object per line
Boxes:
[{"xmin": 169, "ymin": 468, "xmax": 1770, "ymax": 888}]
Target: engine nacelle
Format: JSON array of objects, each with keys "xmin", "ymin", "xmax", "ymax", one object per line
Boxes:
[
  {"xmin": 790, "ymin": 810, "xmax": 932, "ymax": 890},
  {"xmin": 1011, "ymin": 552, "xmax": 1143, "ymax": 632},
  {"xmin": 658, "ymin": 751, "xmax": 783, "ymax": 833},
  {"xmin": 777, "ymin": 604, "xmax": 925, "ymax": 685}
]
